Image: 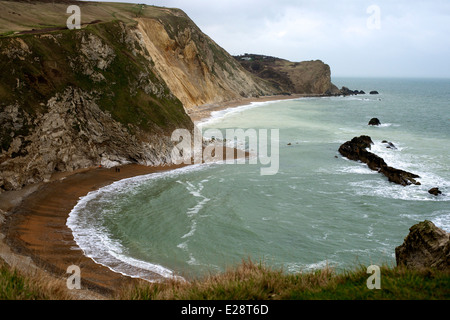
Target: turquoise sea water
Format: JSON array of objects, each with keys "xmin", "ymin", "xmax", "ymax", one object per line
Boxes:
[{"xmin": 67, "ymin": 78, "xmax": 450, "ymax": 281}]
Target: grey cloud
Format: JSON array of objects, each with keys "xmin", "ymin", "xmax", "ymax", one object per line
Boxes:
[{"xmin": 88, "ymin": 0, "xmax": 450, "ymax": 77}]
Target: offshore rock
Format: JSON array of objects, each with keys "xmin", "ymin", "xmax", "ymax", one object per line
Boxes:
[
  {"xmin": 338, "ymin": 136, "xmax": 420, "ymax": 186},
  {"xmin": 368, "ymin": 118, "xmax": 381, "ymax": 126},
  {"xmin": 381, "ymin": 140, "xmax": 397, "ymax": 149},
  {"xmin": 339, "ymin": 86, "xmax": 362, "ymax": 96},
  {"xmin": 395, "ymin": 220, "xmax": 450, "ymax": 270},
  {"xmin": 428, "ymin": 188, "xmax": 442, "ymax": 196}
]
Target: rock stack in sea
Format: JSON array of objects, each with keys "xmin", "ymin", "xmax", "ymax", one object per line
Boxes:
[
  {"xmin": 338, "ymin": 135, "xmax": 421, "ymax": 186},
  {"xmin": 428, "ymin": 187, "xmax": 442, "ymax": 196},
  {"xmin": 368, "ymin": 118, "xmax": 381, "ymax": 126}
]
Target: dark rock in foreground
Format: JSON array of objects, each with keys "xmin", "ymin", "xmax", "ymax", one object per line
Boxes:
[
  {"xmin": 338, "ymin": 136, "xmax": 421, "ymax": 186},
  {"xmin": 370, "ymin": 90, "xmax": 379, "ymax": 94},
  {"xmin": 368, "ymin": 118, "xmax": 381, "ymax": 126},
  {"xmin": 395, "ymin": 220, "xmax": 449, "ymax": 270},
  {"xmin": 428, "ymin": 188, "xmax": 442, "ymax": 196}
]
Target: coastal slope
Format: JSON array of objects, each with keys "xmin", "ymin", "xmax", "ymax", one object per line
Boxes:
[
  {"xmin": 0, "ymin": 15, "xmax": 194, "ymax": 192},
  {"xmin": 235, "ymin": 54, "xmax": 340, "ymax": 95},
  {"xmin": 135, "ymin": 14, "xmax": 278, "ymax": 110},
  {"xmin": 0, "ymin": 1, "xmax": 338, "ymax": 193}
]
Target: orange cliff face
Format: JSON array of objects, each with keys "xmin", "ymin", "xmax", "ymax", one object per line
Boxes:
[
  {"xmin": 0, "ymin": 3, "xmax": 339, "ymax": 193},
  {"xmin": 135, "ymin": 15, "xmax": 278, "ymax": 110}
]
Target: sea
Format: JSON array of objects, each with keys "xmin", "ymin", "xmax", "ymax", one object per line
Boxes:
[{"xmin": 67, "ymin": 77, "xmax": 450, "ymax": 281}]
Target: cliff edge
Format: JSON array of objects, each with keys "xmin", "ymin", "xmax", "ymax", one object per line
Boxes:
[
  {"xmin": 135, "ymin": 14, "xmax": 277, "ymax": 110},
  {"xmin": 0, "ymin": 19, "xmax": 194, "ymax": 192},
  {"xmin": 235, "ymin": 54, "xmax": 340, "ymax": 95},
  {"xmin": 0, "ymin": 1, "xmax": 339, "ymax": 193}
]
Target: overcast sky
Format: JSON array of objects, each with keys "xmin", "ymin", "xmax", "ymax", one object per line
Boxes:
[{"xmin": 88, "ymin": 0, "xmax": 450, "ymax": 78}]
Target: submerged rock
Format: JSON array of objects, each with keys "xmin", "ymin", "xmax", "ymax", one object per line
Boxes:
[
  {"xmin": 368, "ymin": 118, "xmax": 381, "ymax": 126},
  {"xmin": 338, "ymin": 135, "xmax": 420, "ymax": 186},
  {"xmin": 381, "ymin": 140, "xmax": 397, "ymax": 150},
  {"xmin": 382, "ymin": 140, "xmax": 397, "ymax": 149},
  {"xmin": 428, "ymin": 188, "xmax": 442, "ymax": 196},
  {"xmin": 395, "ymin": 220, "xmax": 450, "ymax": 270}
]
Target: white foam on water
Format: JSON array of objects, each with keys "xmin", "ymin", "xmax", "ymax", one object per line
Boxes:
[
  {"xmin": 342, "ymin": 140, "xmax": 450, "ymax": 202},
  {"xmin": 286, "ymin": 259, "xmax": 339, "ymax": 274},
  {"xmin": 175, "ymin": 179, "xmax": 211, "ymax": 269},
  {"xmin": 67, "ymin": 163, "xmax": 211, "ymax": 282},
  {"xmin": 400, "ymin": 210, "xmax": 450, "ymax": 232},
  {"xmin": 197, "ymin": 98, "xmax": 296, "ymax": 128},
  {"xmin": 335, "ymin": 165, "xmax": 378, "ymax": 175},
  {"xmin": 432, "ymin": 212, "xmax": 450, "ymax": 232}
]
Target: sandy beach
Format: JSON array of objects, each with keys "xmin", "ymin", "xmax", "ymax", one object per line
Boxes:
[
  {"xmin": 1, "ymin": 163, "xmax": 190, "ymax": 297},
  {"xmin": 188, "ymin": 94, "xmax": 313, "ymax": 123},
  {"xmin": 0, "ymin": 94, "xmax": 306, "ymax": 299}
]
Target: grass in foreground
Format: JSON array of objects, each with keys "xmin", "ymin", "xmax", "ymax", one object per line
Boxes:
[
  {"xmin": 0, "ymin": 261, "xmax": 71, "ymax": 300},
  {"xmin": 117, "ymin": 259, "xmax": 450, "ymax": 300},
  {"xmin": 1, "ymin": 259, "xmax": 449, "ymax": 300}
]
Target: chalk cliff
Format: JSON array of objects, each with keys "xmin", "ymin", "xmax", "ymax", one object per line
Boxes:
[{"xmin": 0, "ymin": 2, "xmax": 338, "ymax": 192}]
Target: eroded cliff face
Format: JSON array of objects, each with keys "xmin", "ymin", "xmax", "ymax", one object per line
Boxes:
[
  {"xmin": 0, "ymin": 6, "xmax": 286, "ymax": 192},
  {"xmin": 135, "ymin": 15, "xmax": 278, "ymax": 110},
  {"xmin": 280, "ymin": 60, "xmax": 339, "ymax": 94},
  {"xmin": 0, "ymin": 5, "xmax": 339, "ymax": 193},
  {"xmin": 235, "ymin": 54, "xmax": 339, "ymax": 95},
  {"xmin": 1, "ymin": 87, "xmax": 179, "ymax": 191},
  {"xmin": 0, "ymin": 20, "xmax": 193, "ymax": 192}
]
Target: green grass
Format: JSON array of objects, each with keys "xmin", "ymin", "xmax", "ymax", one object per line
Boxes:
[
  {"xmin": 0, "ymin": 262, "xmax": 55, "ymax": 300},
  {"xmin": 0, "ymin": 31, "xmax": 15, "ymax": 37},
  {"xmin": 1, "ymin": 258, "xmax": 449, "ymax": 300},
  {"xmin": 118, "ymin": 259, "xmax": 450, "ymax": 300},
  {"xmin": 0, "ymin": 263, "xmax": 36, "ymax": 300},
  {"xmin": 0, "ymin": 19, "xmax": 192, "ymax": 152}
]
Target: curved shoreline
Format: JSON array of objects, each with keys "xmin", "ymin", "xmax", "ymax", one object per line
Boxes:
[
  {"xmin": 1, "ymin": 163, "xmax": 188, "ymax": 297},
  {"xmin": 0, "ymin": 94, "xmax": 315, "ymax": 299},
  {"xmin": 188, "ymin": 94, "xmax": 314, "ymax": 123}
]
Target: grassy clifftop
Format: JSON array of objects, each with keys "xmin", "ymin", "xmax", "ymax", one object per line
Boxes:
[
  {"xmin": 1, "ymin": 258, "xmax": 449, "ymax": 300},
  {"xmin": 0, "ymin": 5, "xmax": 198, "ymax": 191},
  {"xmin": 1, "ymin": 0, "xmax": 282, "ymax": 193},
  {"xmin": 0, "ymin": 20, "xmax": 191, "ymax": 134},
  {"xmin": 0, "ymin": 0, "xmax": 148, "ymax": 35}
]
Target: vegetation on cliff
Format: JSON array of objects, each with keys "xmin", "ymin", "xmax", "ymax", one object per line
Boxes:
[
  {"xmin": 0, "ymin": 19, "xmax": 193, "ymax": 192},
  {"xmin": 0, "ymin": 1, "xmax": 448, "ymax": 303},
  {"xmin": 0, "ymin": 1, "xmax": 283, "ymax": 192},
  {"xmin": 1, "ymin": 258, "xmax": 449, "ymax": 300},
  {"xmin": 235, "ymin": 53, "xmax": 340, "ymax": 95}
]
